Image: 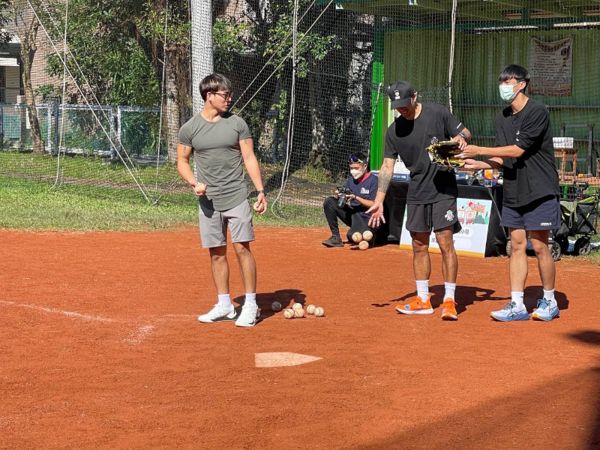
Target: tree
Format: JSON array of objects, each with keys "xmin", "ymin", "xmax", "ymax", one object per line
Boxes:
[
  {"xmin": 42, "ymin": 0, "xmax": 191, "ymax": 161},
  {"xmin": 212, "ymin": 1, "xmax": 339, "ymax": 171},
  {"xmin": 135, "ymin": 1, "xmax": 191, "ymax": 161},
  {"xmin": 10, "ymin": 0, "xmax": 49, "ymax": 154}
]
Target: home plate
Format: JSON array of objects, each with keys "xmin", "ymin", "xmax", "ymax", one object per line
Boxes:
[{"xmin": 255, "ymin": 352, "xmax": 322, "ymax": 368}]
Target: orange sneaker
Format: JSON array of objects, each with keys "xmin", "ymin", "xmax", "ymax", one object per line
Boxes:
[
  {"xmin": 396, "ymin": 295, "xmax": 433, "ymax": 315},
  {"xmin": 441, "ymin": 299, "xmax": 458, "ymax": 321}
]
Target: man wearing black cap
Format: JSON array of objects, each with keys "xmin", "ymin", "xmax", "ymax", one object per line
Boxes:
[{"xmin": 368, "ymin": 80, "xmax": 471, "ymax": 320}]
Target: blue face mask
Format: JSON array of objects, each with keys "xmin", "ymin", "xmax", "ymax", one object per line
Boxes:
[{"xmin": 499, "ymin": 84, "xmax": 517, "ymax": 103}]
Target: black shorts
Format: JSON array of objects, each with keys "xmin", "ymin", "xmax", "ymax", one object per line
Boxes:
[
  {"xmin": 406, "ymin": 198, "xmax": 461, "ymax": 233},
  {"xmin": 501, "ymin": 195, "xmax": 560, "ymax": 231}
]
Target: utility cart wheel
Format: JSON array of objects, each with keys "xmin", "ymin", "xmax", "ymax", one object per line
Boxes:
[
  {"xmin": 574, "ymin": 237, "xmax": 592, "ymax": 256},
  {"xmin": 554, "ymin": 236, "xmax": 569, "ymax": 255},
  {"xmin": 549, "ymin": 241, "xmax": 562, "ymax": 261}
]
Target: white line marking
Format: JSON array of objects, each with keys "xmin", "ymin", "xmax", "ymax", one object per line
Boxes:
[
  {"xmin": 125, "ymin": 324, "xmax": 155, "ymax": 345},
  {"xmin": 255, "ymin": 352, "xmax": 322, "ymax": 368},
  {"xmin": 0, "ymin": 300, "xmax": 196, "ymax": 346},
  {"xmin": 0, "ymin": 300, "xmax": 116, "ymax": 323}
]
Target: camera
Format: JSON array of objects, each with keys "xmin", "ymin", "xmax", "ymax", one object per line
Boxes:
[{"xmin": 336, "ymin": 187, "xmax": 352, "ymax": 207}]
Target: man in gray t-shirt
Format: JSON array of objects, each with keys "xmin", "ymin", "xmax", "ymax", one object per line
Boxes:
[{"xmin": 177, "ymin": 73, "xmax": 268, "ymax": 328}]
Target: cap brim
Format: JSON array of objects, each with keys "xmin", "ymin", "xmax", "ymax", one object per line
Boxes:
[{"xmin": 390, "ymin": 98, "xmax": 411, "ymax": 109}]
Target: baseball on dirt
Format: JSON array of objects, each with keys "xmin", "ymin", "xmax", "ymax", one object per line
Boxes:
[
  {"xmin": 306, "ymin": 304, "xmax": 316, "ymax": 315},
  {"xmin": 283, "ymin": 308, "xmax": 295, "ymax": 319},
  {"xmin": 293, "ymin": 308, "xmax": 305, "ymax": 318},
  {"xmin": 292, "ymin": 303, "xmax": 304, "ymax": 311},
  {"xmin": 271, "ymin": 301, "xmax": 282, "ymax": 312},
  {"xmin": 358, "ymin": 240, "xmax": 369, "ymax": 250},
  {"xmin": 314, "ymin": 306, "xmax": 325, "ymax": 317},
  {"xmin": 351, "ymin": 231, "xmax": 363, "ymax": 243},
  {"xmin": 362, "ymin": 230, "xmax": 373, "ymax": 242}
]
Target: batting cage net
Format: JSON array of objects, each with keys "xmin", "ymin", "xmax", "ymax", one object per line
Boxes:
[{"xmin": 1, "ymin": 0, "xmax": 599, "ymax": 227}]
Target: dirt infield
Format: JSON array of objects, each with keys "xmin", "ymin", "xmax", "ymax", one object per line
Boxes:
[{"xmin": 1, "ymin": 227, "xmax": 599, "ymax": 449}]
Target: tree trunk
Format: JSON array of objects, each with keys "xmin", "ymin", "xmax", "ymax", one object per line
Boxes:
[
  {"xmin": 16, "ymin": 8, "xmax": 44, "ymax": 154},
  {"xmin": 165, "ymin": 65, "xmax": 179, "ymax": 162},
  {"xmin": 164, "ymin": 43, "xmax": 191, "ymax": 162},
  {"xmin": 21, "ymin": 53, "xmax": 43, "ymax": 154}
]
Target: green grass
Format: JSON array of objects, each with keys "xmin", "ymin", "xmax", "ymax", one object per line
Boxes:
[
  {"xmin": 0, "ymin": 176, "xmax": 197, "ymax": 231},
  {"xmin": 0, "ymin": 150, "xmax": 180, "ymax": 187},
  {"xmin": 0, "ymin": 175, "xmax": 325, "ymax": 231}
]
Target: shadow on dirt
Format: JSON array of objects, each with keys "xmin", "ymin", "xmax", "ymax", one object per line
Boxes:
[{"xmin": 233, "ymin": 289, "xmax": 305, "ymax": 321}]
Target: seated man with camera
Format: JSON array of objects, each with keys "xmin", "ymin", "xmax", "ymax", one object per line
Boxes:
[{"xmin": 322, "ymin": 152, "xmax": 378, "ymax": 247}]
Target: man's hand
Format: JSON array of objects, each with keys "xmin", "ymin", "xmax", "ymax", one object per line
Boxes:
[
  {"xmin": 462, "ymin": 158, "xmax": 488, "ymax": 171},
  {"xmin": 451, "ymin": 134, "xmax": 468, "ymax": 150},
  {"xmin": 253, "ymin": 192, "xmax": 268, "ymax": 214},
  {"xmin": 457, "ymin": 144, "xmax": 480, "ymax": 159},
  {"xmin": 193, "ymin": 182, "xmax": 207, "ymax": 196},
  {"xmin": 367, "ymin": 201, "xmax": 385, "ymax": 228}
]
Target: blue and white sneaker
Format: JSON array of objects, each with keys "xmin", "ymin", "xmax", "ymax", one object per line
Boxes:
[
  {"xmin": 490, "ymin": 302, "xmax": 529, "ymax": 322},
  {"xmin": 531, "ymin": 298, "xmax": 559, "ymax": 321}
]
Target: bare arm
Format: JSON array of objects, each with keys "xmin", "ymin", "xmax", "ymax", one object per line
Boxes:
[
  {"xmin": 463, "ymin": 157, "xmax": 504, "ymax": 171},
  {"xmin": 460, "ymin": 144, "xmax": 524, "ymax": 159},
  {"xmin": 347, "ymin": 194, "xmax": 374, "ymax": 209},
  {"xmin": 367, "ymin": 157, "xmax": 395, "ymax": 227},
  {"xmin": 460, "ymin": 126, "xmax": 472, "ymax": 142},
  {"xmin": 450, "ymin": 126, "xmax": 472, "ymax": 150},
  {"xmin": 240, "ymin": 137, "xmax": 267, "ymax": 213},
  {"xmin": 176, "ymin": 143, "xmax": 206, "ymax": 195},
  {"xmin": 375, "ymin": 157, "xmax": 395, "ymax": 203}
]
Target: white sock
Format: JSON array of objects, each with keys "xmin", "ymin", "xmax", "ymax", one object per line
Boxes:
[
  {"xmin": 444, "ymin": 282, "xmax": 456, "ymax": 301},
  {"xmin": 416, "ymin": 280, "xmax": 429, "ymax": 302},
  {"xmin": 244, "ymin": 293, "xmax": 257, "ymax": 307},
  {"xmin": 511, "ymin": 291, "xmax": 524, "ymax": 309},
  {"xmin": 543, "ymin": 289, "xmax": 556, "ymax": 302},
  {"xmin": 217, "ymin": 294, "xmax": 232, "ymax": 308}
]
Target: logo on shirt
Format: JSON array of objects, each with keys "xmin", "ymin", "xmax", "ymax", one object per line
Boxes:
[
  {"xmin": 360, "ymin": 187, "xmax": 370, "ymax": 195},
  {"xmin": 445, "ymin": 210, "xmax": 454, "ymax": 221}
]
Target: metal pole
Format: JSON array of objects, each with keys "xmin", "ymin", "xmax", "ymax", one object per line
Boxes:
[
  {"xmin": 190, "ymin": 0, "xmax": 213, "ymax": 115},
  {"xmin": 588, "ymin": 124, "xmax": 595, "ymax": 176}
]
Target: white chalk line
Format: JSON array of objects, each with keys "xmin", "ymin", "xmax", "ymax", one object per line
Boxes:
[
  {"xmin": 0, "ymin": 299, "xmax": 196, "ymax": 345},
  {"xmin": 125, "ymin": 324, "xmax": 156, "ymax": 345},
  {"xmin": 0, "ymin": 299, "xmax": 116, "ymax": 323}
]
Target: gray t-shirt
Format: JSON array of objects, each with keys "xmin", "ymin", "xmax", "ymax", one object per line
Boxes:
[{"xmin": 178, "ymin": 112, "xmax": 252, "ymax": 211}]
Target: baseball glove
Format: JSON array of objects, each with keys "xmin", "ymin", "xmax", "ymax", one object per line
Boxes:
[{"xmin": 427, "ymin": 140, "xmax": 464, "ymax": 169}]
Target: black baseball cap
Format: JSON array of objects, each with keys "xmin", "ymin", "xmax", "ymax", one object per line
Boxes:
[{"xmin": 387, "ymin": 80, "xmax": 415, "ymax": 109}]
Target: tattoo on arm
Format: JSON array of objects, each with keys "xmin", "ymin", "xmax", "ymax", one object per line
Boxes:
[{"xmin": 378, "ymin": 166, "xmax": 392, "ymax": 194}]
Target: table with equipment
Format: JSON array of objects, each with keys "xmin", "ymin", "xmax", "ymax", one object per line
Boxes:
[{"xmin": 383, "ymin": 175, "xmax": 506, "ymax": 257}]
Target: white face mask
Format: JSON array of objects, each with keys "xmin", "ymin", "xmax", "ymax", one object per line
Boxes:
[
  {"xmin": 350, "ymin": 168, "xmax": 365, "ymax": 179},
  {"xmin": 499, "ymin": 83, "xmax": 518, "ymax": 103}
]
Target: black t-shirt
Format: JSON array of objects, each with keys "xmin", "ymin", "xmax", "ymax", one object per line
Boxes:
[
  {"xmin": 495, "ymin": 99, "xmax": 559, "ymax": 208},
  {"xmin": 384, "ymin": 103, "xmax": 465, "ymax": 204}
]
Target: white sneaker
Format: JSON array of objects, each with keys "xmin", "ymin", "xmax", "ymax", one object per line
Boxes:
[
  {"xmin": 197, "ymin": 304, "xmax": 236, "ymax": 323},
  {"xmin": 235, "ymin": 304, "xmax": 260, "ymax": 327}
]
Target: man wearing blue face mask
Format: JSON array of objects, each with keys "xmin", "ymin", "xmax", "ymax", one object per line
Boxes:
[
  {"xmin": 322, "ymin": 152, "xmax": 378, "ymax": 247},
  {"xmin": 459, "ymin": 64, "xmax": 561, "ymax": 322}
]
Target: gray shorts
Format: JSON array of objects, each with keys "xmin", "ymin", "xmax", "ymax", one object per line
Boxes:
[
  {"xmin": 198, "ymin": 199, "xmax": 255, "ymax": 248},
  {"xmin": 406, "ymin": 198, "xmax": 461, "ymax": 233}
]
